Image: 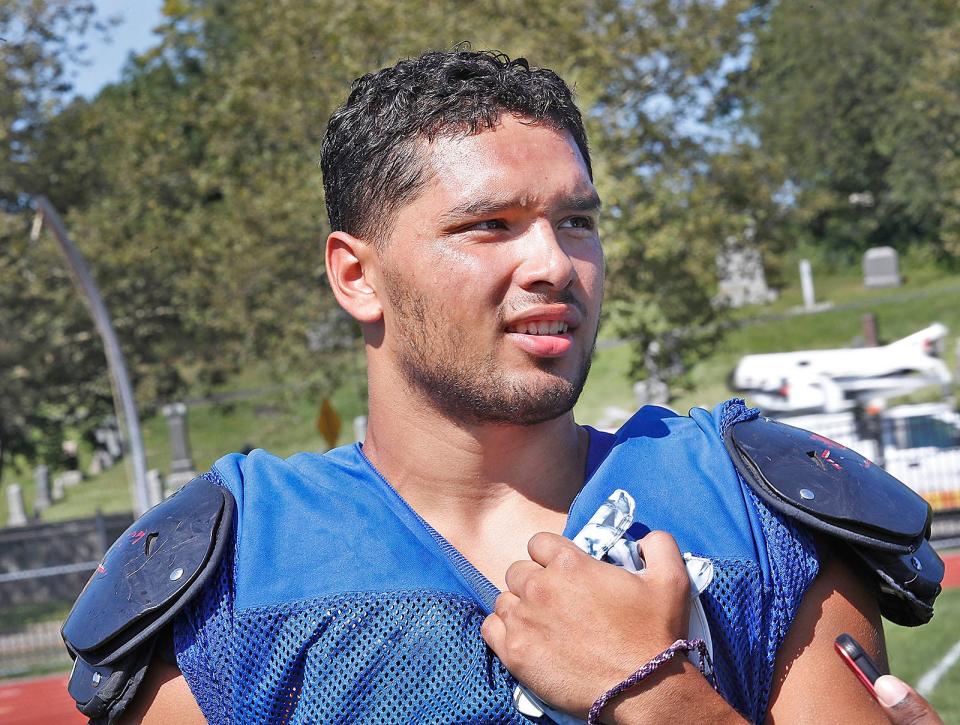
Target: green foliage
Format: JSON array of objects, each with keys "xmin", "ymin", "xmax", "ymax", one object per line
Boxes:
[
  {"xmin": 884, "ymin": 17, "xmax": 960, "ymax": 259},
  {"xmin": 0, "ymin": 1, "xmax": 112, "ymax": 479},
  {"xmin": 885, "ymin": 585, "xmax": 960, "ymax": 723},
  {"xmin": 749, "ymin": 0, "xmax": 959, "ymax": 256}
]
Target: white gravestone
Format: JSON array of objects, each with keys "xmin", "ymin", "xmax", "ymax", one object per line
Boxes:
[
  {"xmin": 162, "ymin": 402, "xmax": 197, "ymax": 495},
  {"xmin": 799, "ymin": 259, "xmax": 816, "ymax": 310},
  {"xmin": 147, "ymin": 469, "xmax": 165, "ymax": 508},
  {"xmin": 34, "ymin": 465, "xmax": 51, "ymax": 512},
  {"xmin": 52, "ymin": 475, "xmax": 65, "ymax": 501},
  {"xmin": 353, "ymin": 415, "xmax": 368, "ymax": 443},
  {"xmin": 863, "ymin": 246, "xmax": 901, "ymax": 288},
  {"xmin": 716, "ymin": 247, "xmax": 777, "ymax": 308},
  {"xmin": 6, "ymin": 484, "xmax": 27, "ymax": 526}
]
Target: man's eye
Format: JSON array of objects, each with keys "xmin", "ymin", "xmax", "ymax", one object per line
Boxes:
[
  {"xmin": 559, "ymin": 216, "xmax": 595, "ymax": 230},
  {"xmin": 470, "ymin": 219, "xmax": 508, "ymax": 231}
]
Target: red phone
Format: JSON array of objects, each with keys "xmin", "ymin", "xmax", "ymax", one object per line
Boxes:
[{"xmin": 835, "ymin": 633, "xmax": 884, "ymax": 699}]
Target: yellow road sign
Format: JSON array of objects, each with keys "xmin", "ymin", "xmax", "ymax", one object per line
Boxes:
[{"xmin": 317, "ymin": 398, "xmax": 341, "ymax": 449}]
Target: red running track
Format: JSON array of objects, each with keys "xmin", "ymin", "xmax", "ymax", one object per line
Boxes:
[
  {"xmin": 942, "ymin": 550, "xmax": 960, "ymax": 590},
  {"xmin": 0, "ymin": 674, "xmax": 84, "ymax": 725},
  {"xmin": 2, "ymin": 553, "xmax": 958, "ymax": 723}
]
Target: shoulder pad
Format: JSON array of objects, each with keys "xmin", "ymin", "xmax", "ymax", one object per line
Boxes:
[
  {"xmin": 724, "ymin": 417, "xmax": 929, "ymax": 551},
  {"xmin": 61, "ymin": 476, "xmax": 233, "ymax": 721},
  {"xmin": 724, "ymin": 417, "xmax": 943, "ymax": 625}
]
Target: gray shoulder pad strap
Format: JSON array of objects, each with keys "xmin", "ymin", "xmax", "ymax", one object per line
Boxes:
[
  {"xmin": 724, "ymin": 417, "xmax": 943, "ymax": 626},
  {"xmin": 61, "ymin": 476, "xmax": 234, "ymax": 722}
]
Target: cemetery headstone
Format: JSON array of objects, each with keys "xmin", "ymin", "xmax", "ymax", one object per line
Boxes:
[
  {"xmin": 162, "ymin": 402, "xmax": 197, "ymax": 494},
  {"xmin": 799, "ymin": 259, "xmax": 816, "ymax": 310},
  {"xmin": 353, "ymin": 415, "xmax": 368, "ymax": 443},
  {"xmin": 633, "ymin": 377, "xmax": 670, "ymax": 407},
  {"xmin": 33, "ymin": 465, "xmax": 51, "ymax": 512},
  {"xmin": 147, "ymin": 469, "xmax": 165, "ymax": 508},
  {"xmin": 716, "ymin": 246, "xmax": 777, "ymax": 308},
  {"xmin": 863, "ymin": 246, "xmax": 901, "ymax": 288},
  {"xmin": 52, "ymin": 474, "xmax": 65, "ymax": 501},
  {"xmin": 6, "ymin": 484, "xmax": 27, "ymax": 526},
  {"xmin": 102, "ymin": 425, "xmax": 123, "ymax": 459},
  {"xmin": 59, "ymin": 470, "xmax": 82, "ymax": 487}
]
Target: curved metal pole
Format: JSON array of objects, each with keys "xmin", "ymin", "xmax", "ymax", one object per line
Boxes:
[{"xmin": 30, "ymin": 196, "xmax": 150, "ymax": 515}]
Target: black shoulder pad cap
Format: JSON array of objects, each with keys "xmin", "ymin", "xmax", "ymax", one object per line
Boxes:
[
  {"xmin": 61, "ymin": 476, "xmax": 233, "ymax": 721},
  {"xmin": 725, "ymin": 417, "xmax": 943, "ymax": 626}
]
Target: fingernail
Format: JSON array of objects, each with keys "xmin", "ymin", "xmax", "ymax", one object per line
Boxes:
[{"xmin": 874, "ymin": 675, "xmax": 909, "ymax": 707}]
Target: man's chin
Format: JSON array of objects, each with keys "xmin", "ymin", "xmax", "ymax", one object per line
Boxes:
[{"xmin": 464, "ymin": 378, "xmax": 585, "ymax": 427}]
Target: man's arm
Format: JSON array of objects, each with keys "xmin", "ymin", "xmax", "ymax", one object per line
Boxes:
[
  {"xmin": 117, "ymin": 660, "xmax": 205, "ymax": 725},
  {"xmin": 766, "ymin": 540, "xmax": 887, "ymax": 722}
]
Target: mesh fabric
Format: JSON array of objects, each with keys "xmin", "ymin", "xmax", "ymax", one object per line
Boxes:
[{"xmin": 175, "ymin": 569, "xmax": 525, "ymax": 724}]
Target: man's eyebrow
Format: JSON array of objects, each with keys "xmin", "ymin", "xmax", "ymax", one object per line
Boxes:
[
  {"xmin": 562, "ymin": 190, "xmax": 603, "ymax": 213},
  {"xmin": 438, "ymin": 190, "xmax": 602, "ymax": 225}
]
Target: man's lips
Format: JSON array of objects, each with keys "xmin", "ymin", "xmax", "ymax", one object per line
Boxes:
[
  {"xmin": 503, "ymin": 306, "xmax": 582, "ymax": 357},
  {"xmin": 505, "ymin": 330, "xmax": 574, "ymax": 357},
  {"xmin": 504, "ymin": 305, "xmax": 582, "ymax": 333}
]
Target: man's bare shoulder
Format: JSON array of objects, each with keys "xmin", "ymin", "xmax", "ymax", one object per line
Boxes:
[{"xmin": 118, "ymin": 659, "xmax": 205, "ymax": 725}]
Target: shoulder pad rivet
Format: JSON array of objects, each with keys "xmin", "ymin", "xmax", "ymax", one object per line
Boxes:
[
  {"xmin": 91, "ymin": 672, "xmax": 101, "ymax": 686},
  {"xmin": 169, "ymin": 567, "xmax": 184, "ymax": 581},
  {"xmin": 911, "ymin": 556, "xmax": 923, "ymax": 571},
  {"xmin": 799, "ymin": 488, "xmax": 815, "ymax": 500}
]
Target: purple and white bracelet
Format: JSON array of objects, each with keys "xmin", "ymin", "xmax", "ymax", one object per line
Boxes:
[{"xmin": 586, "ymin": 638, "xmax": 715, "ymax": 725}]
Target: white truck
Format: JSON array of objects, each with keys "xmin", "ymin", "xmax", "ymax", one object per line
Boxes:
[
  {"xmin": 730, "ymin": 323, "xmax": 952, "ymax": 415},
  {"xmin": 776, "ymin": 403, "xmax": 960, "ymax": 508}
]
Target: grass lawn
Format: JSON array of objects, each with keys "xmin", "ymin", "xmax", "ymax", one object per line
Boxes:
[{"xmin": 886, "ymin": 585, "xmax": 960, "ymax": 723}]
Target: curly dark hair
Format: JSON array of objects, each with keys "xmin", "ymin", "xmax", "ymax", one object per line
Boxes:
[{"xmin": 320, "ymin": 49, "xmax": 591, "ymax": 244}]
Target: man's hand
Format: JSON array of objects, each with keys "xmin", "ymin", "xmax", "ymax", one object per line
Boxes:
[
  {"xmin": 480, "ymin": 530, "xmax": 693, "ymax": 719},
  {"xmin": 875, "ymin": 675, "xmax": 944, "ymax": 725}
]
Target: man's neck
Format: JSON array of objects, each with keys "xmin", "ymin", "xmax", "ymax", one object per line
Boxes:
[{"xmin": 361, "ymin": 375, "xmax": 588, "ymax": 535}]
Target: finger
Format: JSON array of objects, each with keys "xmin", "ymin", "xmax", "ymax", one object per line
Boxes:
[
  {"xmin": 637, "ymin": 531, "xmax": 690, "ymax": 598},
  {"xmin": 875, "ymin": 675, "xmax": 943, "ymax": 725},
  {"xmin": 504, "ymin": 559, "xmax": 542, "ymax": 596},
  {"xmin": 481, "ymin": 613, "xmax": 507, "ymax": 654},
  {"xmin": 493, "ymin": 590, "xmax": 522, "ymax": 618},
  {"xmin": 637, "ymin": 530, "xmax": 685, "ymax": 572},
  {"xmin": 527, "ymin": 531, "xmax": 580, "ymax": 567}
]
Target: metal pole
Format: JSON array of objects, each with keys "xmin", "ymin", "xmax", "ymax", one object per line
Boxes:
[{"xmin": 30, "ymin": 196, "xmax": 150, "ymax": 514}]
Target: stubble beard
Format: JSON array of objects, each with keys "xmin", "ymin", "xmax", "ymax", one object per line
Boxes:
[{"xmin": 383, "ymin": 275, "xmax": 597, "ymax": 427}]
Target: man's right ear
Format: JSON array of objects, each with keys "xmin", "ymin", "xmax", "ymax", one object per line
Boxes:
[{"xmin": 325, "ymin": 231, "xmax": 383, "ymax": 324}]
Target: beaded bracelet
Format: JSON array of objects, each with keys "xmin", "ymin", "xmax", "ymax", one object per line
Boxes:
[{"xmin": 586, "ymin": 638, "xmax": 715, "ymax": 725}]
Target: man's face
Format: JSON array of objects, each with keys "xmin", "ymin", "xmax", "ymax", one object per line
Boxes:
[{"xmin": 375, "ymin": 115, "xmax": 604, "ymax": 425}]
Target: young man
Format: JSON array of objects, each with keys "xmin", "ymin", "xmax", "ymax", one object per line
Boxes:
[{"xmin": 65, "ymin": 50, "xmax": 939, "ymax": 724}]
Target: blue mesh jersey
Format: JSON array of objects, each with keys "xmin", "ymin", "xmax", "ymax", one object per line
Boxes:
[{"xmin": 173, "ymin": 400, "xmax": 819, "ymax": 724}]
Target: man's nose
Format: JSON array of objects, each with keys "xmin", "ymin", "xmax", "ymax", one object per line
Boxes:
[{"xmin": 515, "ymin": 220, "xmax": 576, "ymax": 290}]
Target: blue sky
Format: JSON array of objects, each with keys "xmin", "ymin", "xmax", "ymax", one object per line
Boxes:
[{"xmin": 69, "ymin": 0, "xmax": 164, "ymax": 98}]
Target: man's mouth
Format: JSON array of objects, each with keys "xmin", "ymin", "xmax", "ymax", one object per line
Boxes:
[
  {"xmin": 506, "ymin": 320, "xmax": 570, "ymax": 336},
  {"xmin": 504, "ymin": 315, "xmax": 576, "ymax": 357}
]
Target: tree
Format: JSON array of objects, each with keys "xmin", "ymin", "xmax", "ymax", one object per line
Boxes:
[
  {"xmin": 747, "ymin": 0, "xmax": 957, "ymax": 256},
  {"xmin": 120, "ymin": 0, "xmax": 764, "ymax": 387},
  {"xmin": 0, "ymin": 1, "xmax": 114, "ymax": 483},
  {"xmin": 883, "ymin": 16, "xmax": 960, "ymax": 259}
]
